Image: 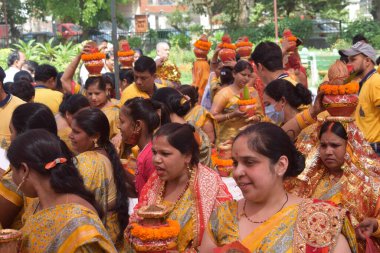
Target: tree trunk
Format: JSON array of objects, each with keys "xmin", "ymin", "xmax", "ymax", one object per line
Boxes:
[{"xmin": 371, "ymin": 0, "xmax": 380, "ymax": 21}]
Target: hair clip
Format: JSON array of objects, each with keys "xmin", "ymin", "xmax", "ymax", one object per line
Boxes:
[{"xmin": 45, "ymin": 158, "xmax": 67, "ymax": 170}]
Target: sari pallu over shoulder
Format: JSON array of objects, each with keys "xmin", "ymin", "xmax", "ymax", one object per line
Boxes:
[
  {"xmin": 21, "ymin": 202, "xmax": 117, "ymax": 253},
  {"xmin": 132, "ymin": 164, "xmax": 232, "ymax": 250}
]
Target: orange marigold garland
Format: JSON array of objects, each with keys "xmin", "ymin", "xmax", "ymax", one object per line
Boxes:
[
  {"xmin": 81, "ymin": 52, "xmax": 106, "ymax": 61},
  {"xmin": 130, "ymin": 219, "xmax": 180, "ymax": 241},
  {"xmin": 319, "ymin": 82, "xmax": 359, "ymax": 95},
  {"xmin": 212, "ymin": 154, "xmax": 233, "ymax": 177},
  {"xmin": 194, "ymin": 34, "xmax": 212, "ymax": 51}
]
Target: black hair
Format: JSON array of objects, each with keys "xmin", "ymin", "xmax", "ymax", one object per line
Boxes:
[
  {"xmin": 152, "ymin": 87, "xmax": 191, "ymax": 118},
  {"xmin": 11, "ymin": 102, "xmax": 73, "ymax": 167},
  {"xmin": 14, "ymin": 70, "xmax": 33, "ymax": 83},
  {"xmin": 9, "ymin": 80, "xmax": 35, "ymax": 102},
  {"xmin": 154, "ymin": 123, "xmax": 200, "ymax": 167},
  {"xmin": 220, "ymin": 66, "xmax": 234, "ymax": 85},
  {"xmin": 119, "ymin": 68, "xmax": 134, "ymax": 84},
  {"xmin": 234, "ymin": 122, "xmax": 305, "ymax": 178},
  {"xmin": 56, "ymin": 72, "xmax": 64, "ymax": 92},
  {"xmin": 59, "ymin": 94, "xmax": 90, "ymax": 116},
  {"xmin": 85, "ymin": 76, "xmax": 107, "ymax": 91},
  {"xmin": 7, "ymin": 50, "xmax": 21, "ymax": 67},
  {"xmin": 134, "ymin": 56, "xmax": 156, "ymax": 75},
  {"xmin": 34, "ymin": 64, "xmax": 58, "ymax": 83},
  {"xmin": 264, "ymin": 79, "xmax": 312, "ymax": 108},
  {"xmin": 250, "ymin": 42, "xmax": 283, "ymax": 71},
  {"xmin": 106, "ymin": 51, "xmax": 114, "ymax": 60},
  {"xmin": 0, "ymin": 67, "xmax": 5, "ymax": 84},
  {"xmin": 123, "ymin": 97, "xmax": 161, "ymax": 134},
  {"xmin": 134, "ymin": 48, "xmax": 143, "ymax": 57},
  {"xmin": 376, "ymin": 56, "xmax": 380, "ymax": 66},
  {"xmin": 234, "ymin": 60, "xmax": 253, "ymax": 73},
  {"xmin": 352, "ymin": 34, "xmax": 368, "ymax": 45},
  {"xmin": 319, "ymin": 121, "xmax": 348, "ymax": 141},
  {"xmin": 22, "ymin": 60, "xmax": 38, "ymax": 75},
  {"xmin": 3, "ymin": 82, "xmax": 12, "ymax": 92},
  {"xmin": 73, "ymin": 108, "xmax": 129, "ymax": 241},
  {"xmin": 103, "ymin": 72, "xmax": 115, "ymax": 90},
  {"xmin": 7, "ymin": 129, "xmax": 102, "ymax": 217},
  {"xmin": 178, "ymin": 85, "xmax": 198, "ymax": 107},
  {"xmin": 12, "ymin": 103, "xmax": 58, "ymax": 136}
]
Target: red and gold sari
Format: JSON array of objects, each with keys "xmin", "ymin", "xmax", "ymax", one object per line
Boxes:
[{"xmin": 287, "ymin": 119, "xmax": 380, "ymax": 251}]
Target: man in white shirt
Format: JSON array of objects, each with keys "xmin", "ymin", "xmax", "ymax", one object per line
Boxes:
[{"xmin": 4, "ymin": 50, "xmax": 26, "ymax": 83}]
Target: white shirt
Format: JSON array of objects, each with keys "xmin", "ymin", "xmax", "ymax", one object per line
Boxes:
[{"xmin": 4, "ymin": 66, "xmax": 20, "ymax": 83}]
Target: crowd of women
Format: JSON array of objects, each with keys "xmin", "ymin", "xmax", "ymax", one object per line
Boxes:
[{"xmin": 0, "ymin": 32, "xmax": 379, "ymax": 253}]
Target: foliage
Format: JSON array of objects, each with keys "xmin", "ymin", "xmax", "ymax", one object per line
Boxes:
[
  {"xmin": 0, "ymin": 49, "xmax": 12, "ymax": 70},
  {"xmin": 167, "ymin": 9, "xmax": 192, "ymax": 34},
  {"xmin": 169, "ymin": 33, "xmax": 191, "ymax": 49},
  {"xmin": 330, "ymin": 39, "xmax": 351, "ymax": 50},
  {"xmin": 13, "ymin": 40, "xmax": 41, "ymax": 62},
  {"xmin": 343, "ymin": 19, "xmax": 380, "ymax": 48},
  {"xmin": 217, "ymin": 17, "xmax": 312, "ymax": 45},
  {"xmin": 13, "ymin": 39, "xmax": 81, "ymax": 72},
  {"xmin": 128, "ymin": 37, "xmax": 142, "ymax": 49}
]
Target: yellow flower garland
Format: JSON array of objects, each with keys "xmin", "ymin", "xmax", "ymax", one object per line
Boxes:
[
  {"xmin": 130, "ymin": 219, "xmax": 180, "ymax": 242},
  {"xmin": 319, "ymin": 81, "xmax": 359, "ymax": 95}
]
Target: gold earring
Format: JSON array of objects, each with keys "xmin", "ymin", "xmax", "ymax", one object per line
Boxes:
[
  {"xmin": 94, "ymin": 139, "xmax": 99, "ymax": 148},
  {"xmin": 16, "ymin": 175, "xmax": 27, "ymax": 192}
]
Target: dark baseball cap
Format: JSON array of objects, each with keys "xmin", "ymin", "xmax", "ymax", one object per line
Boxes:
[{"xmin": 339, "ymin": 41, "xmax": 377, "ymax": 63}]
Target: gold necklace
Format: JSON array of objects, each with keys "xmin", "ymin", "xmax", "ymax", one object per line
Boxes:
[
  {"xmin": 157, "ymin": 167, "xmax": 195, "ymax": 209},
  {"xmin": 242, "ymin": 193, "xmax": 289, "ymax": 224}
]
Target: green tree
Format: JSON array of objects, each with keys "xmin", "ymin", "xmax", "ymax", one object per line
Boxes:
[{"xmin": 0, "ymin": 0, "xmax": 28, "ymax": 41}]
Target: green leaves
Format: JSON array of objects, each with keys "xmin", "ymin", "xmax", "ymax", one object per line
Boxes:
[{"xmin": 13, "ymin": 39, "xmax": 81, "ymax": 71}]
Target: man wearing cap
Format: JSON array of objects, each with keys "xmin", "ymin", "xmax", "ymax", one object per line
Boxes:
[
  {"xmin": 340, "ymin": 41, "xmax": 380, "ymax": 155},
  {"xmin": 0, "ymin": 67, "xmax": 25, "ymax": 150}
]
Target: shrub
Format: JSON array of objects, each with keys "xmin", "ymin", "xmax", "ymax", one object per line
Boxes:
[
  {"xmin": 330, "ymin": 39, "xmax": 351, "ymax": 50},
  {"xmin": 169, "ymin": 33, "xmax": 191, "ymax": 49},
  {"xmin": 0, "ymin": 48, "xmax": 12, "ymax": 70},
  {"xmin": 344, "ymin": 19, "xmax": 380, "ymax": 48},
  {"xmin": 128, "ymin": 36, "xmax": 142, "ymax": 49}
]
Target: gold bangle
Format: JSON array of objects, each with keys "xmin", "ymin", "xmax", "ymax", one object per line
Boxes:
[
  {"xmin": 295, "ymin": 108, "xmax": 316, "ymax": 130},
  {"xmin": 372, "ymin": 220, "xmax": 380, "ymax": 237}
]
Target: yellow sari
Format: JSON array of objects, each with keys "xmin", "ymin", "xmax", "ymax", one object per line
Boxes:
[
  {"xmin": 185, "ymin": 104, "xmax": 218, "ymax": 133},
  {"xmin": 75, "ymin": 151, "xmax": 120, "ymax": 248},
  {"xmin": 21, "ymin": 200, "xmax": 117, "ymax": 253},
  {"xmin": 101, "ymin": 104, "xmax": 120, "ymax": 139},
  {"xmin": 213, "ymin": 86, "xmax": 263, "ymax": 146},
  {"xmin": 209, "ymin": 200, "xmax": 358, "ymax": 252},
  {"xmin": 128, "ymin": 164, "xmax": 232, "ymax": 252}
]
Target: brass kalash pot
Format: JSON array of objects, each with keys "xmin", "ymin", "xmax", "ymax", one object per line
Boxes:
[{"xmin": 0, "ymin": 229, "xmax": 22, "ymax": 253}]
